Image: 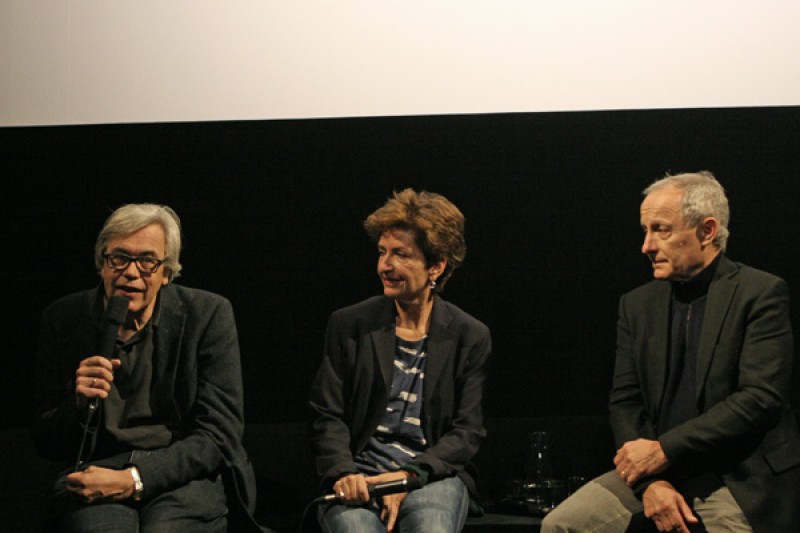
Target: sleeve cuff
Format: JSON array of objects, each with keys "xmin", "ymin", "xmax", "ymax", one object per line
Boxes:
[
  {"xmin": 631, "ymin": 476, "xmax": 661, "ymax": 497},
  {"xmin": 400, "ymin": 463, "xmax": 430, "ymax": 485}
]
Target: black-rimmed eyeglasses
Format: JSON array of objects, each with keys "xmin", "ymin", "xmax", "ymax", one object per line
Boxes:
[{"xmin": 104, "ymin": 252, "xmax": 165, "ymax": 273}]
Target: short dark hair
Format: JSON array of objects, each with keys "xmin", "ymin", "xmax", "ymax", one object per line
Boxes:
[{"xmin": 364, "ymin": 188, "xmax": 466, "ymax": 291}]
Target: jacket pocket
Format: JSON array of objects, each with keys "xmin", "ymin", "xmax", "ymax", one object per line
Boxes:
[{"xmin": 763, "ymin": 436, "xmax": 800, "ymax": 474}]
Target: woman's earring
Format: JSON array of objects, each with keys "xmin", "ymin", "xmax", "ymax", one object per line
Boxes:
[{"xmin": 429, "ymin": 277, "xmax": 437, "ymax": 290}]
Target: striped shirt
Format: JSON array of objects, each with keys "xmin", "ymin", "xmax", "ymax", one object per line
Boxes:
[{"xmin": 355, "ymin": 335, "xmax": 428, "ymax": 474}]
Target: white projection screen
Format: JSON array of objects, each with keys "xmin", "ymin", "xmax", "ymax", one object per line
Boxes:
[{"xmin": 1, "ymin": 0, "xmax": 799, "ymax": 126}]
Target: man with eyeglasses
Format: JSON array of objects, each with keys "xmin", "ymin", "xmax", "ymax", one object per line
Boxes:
[{"xmin": 32, "ymin": 203, "xmax": 267, "ymax": 532}]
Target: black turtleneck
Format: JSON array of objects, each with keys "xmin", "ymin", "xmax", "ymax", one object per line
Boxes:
[{"xmin": 657, "ymin": 253, "xmax": 722, "ymax": 435}]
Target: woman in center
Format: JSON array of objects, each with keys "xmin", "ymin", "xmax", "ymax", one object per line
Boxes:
[{"xmin": 310, "ymin": 188, "xmax": 492, "ymax": 532}]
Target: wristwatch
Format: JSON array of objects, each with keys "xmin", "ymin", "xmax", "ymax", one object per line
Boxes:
[{"xmin": 129, "ymin": 466, "xmax": 144, "ymax": 501}]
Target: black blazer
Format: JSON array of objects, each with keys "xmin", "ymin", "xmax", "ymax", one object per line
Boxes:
[
  {"xmin": 609, "ymin": 255, "xmax": 800, "ymax": 532},
  {"xmin": 309, "ymin": 295, "xmax": 492, "ymax": 495},
  {"xmin": 32, "ymin": 284, "xmax": 262, "ymax": 531}
]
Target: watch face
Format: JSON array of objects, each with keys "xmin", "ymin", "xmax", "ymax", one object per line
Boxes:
[{"xmin": 130, "ymin": 467, "xmax": 144, "ymax": 500}]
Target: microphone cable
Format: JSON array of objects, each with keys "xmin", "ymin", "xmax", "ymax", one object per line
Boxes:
[
  {"xmin": 73, "ymin": 295, "xmax": 129, "ymax": 471},
  {"xmin": 74, "ymin": 400, "xmax": 102, "ymax": 471}
]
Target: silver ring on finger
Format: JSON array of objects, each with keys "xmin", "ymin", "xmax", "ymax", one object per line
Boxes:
[{"xmin": 91, "ymin": 377, "xmax": 97, "ymax": 387}]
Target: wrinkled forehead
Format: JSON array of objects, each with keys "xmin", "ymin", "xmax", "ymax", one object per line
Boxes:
[{"xmin": 640, "ymin": 188, "xmax": 684, "ymax": 223}]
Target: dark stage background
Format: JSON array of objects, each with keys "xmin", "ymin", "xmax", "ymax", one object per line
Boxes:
[{"xmin": 3, "ymin": 106, "xmax": 800, "ymax": 430}]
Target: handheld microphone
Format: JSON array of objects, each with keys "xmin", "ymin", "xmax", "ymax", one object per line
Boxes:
[
  {"xmin": 317, "ymin": 475, "xmax": 424, "ymax": 502},
  {"xmin": 75, "ymin": 295, "xmax": 130, "ymax": 470},
  {"xmin": 88, "ymin": 295, "xmax": 130, "ymax": 412},
  {"xmin": 368, "ymin": 476, "xmax": 424, "ymax": 498}
]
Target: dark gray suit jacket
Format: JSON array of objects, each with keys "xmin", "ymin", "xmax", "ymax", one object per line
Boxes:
[
  {"xmin": 609, "ymin": 255, "xmax": 800, "ymax": 532},
  {"xmin": 309, "ymin": 295, "xmax": 492, "ymax": 495},
  {"xmin": 32, "ymin": 284, "xmax": 262, "ymax": 531}
]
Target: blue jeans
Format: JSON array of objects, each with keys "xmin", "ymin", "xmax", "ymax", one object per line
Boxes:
[{"xmin": 318, "ymin": 476, "xmax": 469, "ymax": 533}]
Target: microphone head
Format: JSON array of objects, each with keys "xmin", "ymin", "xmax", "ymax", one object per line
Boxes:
[
  {"xmin": 405, "ymin": 476, "xmax": 424, "ymax": 491},
  {"xmin": 366, "ymin": 475, "xmax": 426, "ymax": 498},
  {"xmin": 105, "ymin": 295, "xmax": 130, "ymax": 325}
]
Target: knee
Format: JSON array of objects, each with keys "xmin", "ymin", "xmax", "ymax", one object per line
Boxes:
[
  {"xmin": 60, "ymin": 504, "xmax": 139, "ymax": 533},
  {"xmin": 540, "ymin": 493, "xmax": 596, "ymax": 533},
  {"xmin": 397, "ymin": 505, "xmax": 464, "ymax": 532},
  {"xmin": 398, "ymin": 477, "xmax": 468, "ymax": 531},
  {"xmin": 318, "ymin": 504, "xmax": 382, "ymax": 533},
  {"xmin": 540, "ymin": 507, "xmax": 571, "ymax": 533}
]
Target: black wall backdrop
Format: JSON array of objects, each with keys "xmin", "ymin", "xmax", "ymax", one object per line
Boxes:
[{"xmin": 3, "ymin": 106, "xmax": 800, "ymax": 430}]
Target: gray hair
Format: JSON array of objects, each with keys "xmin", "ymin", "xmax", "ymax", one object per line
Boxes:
[
  {"xmin": 95, "ymin": 203, "xmax": 183, "ymax": 281},
  {"xmin": 643, "ymin": 171, "xmax": 730, "ymax": 251}
]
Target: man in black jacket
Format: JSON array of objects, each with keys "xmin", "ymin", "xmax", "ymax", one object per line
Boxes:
[
  {"xmin": 542, "ymin": 172, "xmax": 800, "ymax": 532},
  {"xmin": 32, "ymin": 203, "xmax": 264, "ymax": 532}
]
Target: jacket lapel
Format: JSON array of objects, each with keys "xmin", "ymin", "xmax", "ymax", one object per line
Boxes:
[
  {"xmin": 423, "ymin": 296, "xmax": 454, "ymax": 404},
  {"xmin": 370, "ymin": 298, "xmax": 398, "ymax": 396},
  {"xmin": 696, "ymin": 257, "xmax": 738, "ymax": 400},
  {"xmin": 647, "ymin": 283, "xmax": 672, "ymax": 416},
  {"xmin": 150, "ymin": 286, "xmax": 185, "ymax": 418}
]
